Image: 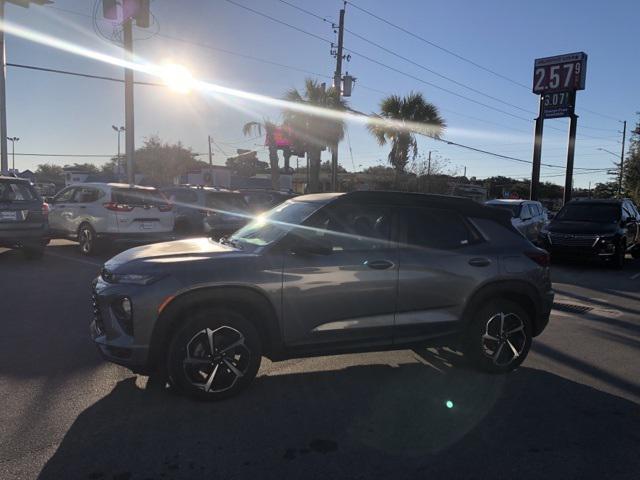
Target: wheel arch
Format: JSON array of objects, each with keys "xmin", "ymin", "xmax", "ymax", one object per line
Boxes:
[
  {"xmin": 462, "ymin": 280, "xmax": 542, "ymax": 335},
  {"xmin": 148, "ymin": 285, "xmax": 283, "ymax": 369}
]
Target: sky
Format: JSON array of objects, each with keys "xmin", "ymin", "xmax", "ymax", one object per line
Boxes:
[{"xmin": 3, "ymin": 0, "xmax": 638, "ymax": 188}]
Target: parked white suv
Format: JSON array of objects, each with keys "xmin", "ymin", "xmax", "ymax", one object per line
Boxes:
[{"xmin": 48, "ymin": 183, "xmax": 174, "ymax": 255}]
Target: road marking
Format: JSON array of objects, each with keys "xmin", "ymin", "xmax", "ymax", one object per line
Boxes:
[
  {"xmin": 631, "ymin": 272, "xmax": 640, "ymax": 280},
  {"xmin": 45, "ymin": 250, "xmax": 102, "ymax": 267}
]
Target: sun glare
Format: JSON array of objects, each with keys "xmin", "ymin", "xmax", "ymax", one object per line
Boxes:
[{"xmin": 160, "ymin": 63, "xmax": 194, "ymax": 94}]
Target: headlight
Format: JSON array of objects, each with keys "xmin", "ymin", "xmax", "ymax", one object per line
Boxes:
[{"xmin": 109, "ymin": 273, "xmax": 162, "ymax": 285}]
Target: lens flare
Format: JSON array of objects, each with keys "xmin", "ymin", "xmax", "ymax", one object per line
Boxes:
[
  {"xmin": 445, "ymin": 400, "xmax": 454, "ymax": 409},
  {"xmin": 160, "ymin": 63, "xmax": 194, "ymax": 94}
]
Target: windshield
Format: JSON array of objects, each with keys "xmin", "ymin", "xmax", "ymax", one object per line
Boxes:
[
  {"xmin": 487, "ymin": 203, "xmax": 521, "ymax": 217},
  {"xmin": 555, "ymin": 203, "xmax": 621, "ymax": 223},
  {"xmin": 230, "ymin": 200, "xmax": 319, "ymax": 248}
]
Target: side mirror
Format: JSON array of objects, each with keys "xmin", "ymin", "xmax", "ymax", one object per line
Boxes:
[{"xmin": 290, "ymin": 236, "xmax": 333, "ymax": 256}]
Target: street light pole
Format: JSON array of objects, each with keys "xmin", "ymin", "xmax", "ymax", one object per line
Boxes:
[
  {"xmin": 123, "ymin": 17, "xmax": 135, "ymax": 185},
  {"xmin": 0, "ymin": 1, "xmax": 7, "ymax": 174},
  {"xmin": 112, "ymin": 125, "xmax": 124, "ymax": 179},
  {"xmin": 7, "ymin": 136, "xmax": 18, "ymax": 172},
  {"xmin": 619, "ymin": 120, "xmax": 627, "ymax": 197}
]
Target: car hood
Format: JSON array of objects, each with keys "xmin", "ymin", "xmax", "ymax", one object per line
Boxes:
[
  {"xmin": 547, "ymin": 221, "xmax": 618, "ymax": 235},
  {"xmin": 104, "ymin": 237, "xmax": 240, "ymax": 272}
]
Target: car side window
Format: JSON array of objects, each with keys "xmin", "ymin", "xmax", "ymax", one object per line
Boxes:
[
  {"xmin": 74, "ymin": 188, "xmax": 101, "ymax": 203},
  {"xmin": 171, "ymin": 190, "xmax": 198, "ymax": 204},
  {"xmin": 53, "ymin": 187, "xmax": 76, "ymax": 203},
  {"xmin": 300, "ymin": 202, "xmax": 393, "ymax": 252},
  {"xmin": 405, "ymin": 207, "xmax": 479, "ymax": 250}
]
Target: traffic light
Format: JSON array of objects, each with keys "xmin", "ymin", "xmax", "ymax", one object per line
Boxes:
[{"xmin": 134, "ymin": 0, "xmax": 150, "ymax": 28}]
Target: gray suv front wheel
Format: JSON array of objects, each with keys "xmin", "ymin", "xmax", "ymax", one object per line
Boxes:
[{"xmin": 167, "ymin": 308, "xmax": 262, "ymax": 400}]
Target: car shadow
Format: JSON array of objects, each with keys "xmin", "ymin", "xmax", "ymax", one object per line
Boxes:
[{"xmin": 37, "ymin": 362, "xmax": 640, "ymax": 480}]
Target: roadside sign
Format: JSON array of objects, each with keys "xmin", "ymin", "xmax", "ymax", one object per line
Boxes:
[
  {"xmin": 542, "ymin": 91, "xmax": 574, "ymax": 119},
  {"xmin": 533, "ymin": 52, "xmax": 587, "ymax": 94}
]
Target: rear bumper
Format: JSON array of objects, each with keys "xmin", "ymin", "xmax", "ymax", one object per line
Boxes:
[{"xmin": 0, "ymin": 225, "xmax": 49, "ymax": 247}]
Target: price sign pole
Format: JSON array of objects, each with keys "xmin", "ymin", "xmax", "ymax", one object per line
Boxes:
[{"xmin": 530, "ymin": 52, "xmax": 587, "ymax": 204}]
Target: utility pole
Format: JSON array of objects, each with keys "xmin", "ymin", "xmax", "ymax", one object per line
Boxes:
[
  {"xmin": 112, "ymin": 125, "xmax": 124, "ymax": 180},
  {"xmin": 7, "ymin": 136, "xmax": 18, "ymax": 171},
  {"xmin": 463, "ymin": 166, "xmax": 467, "ymax": 177},
  {"xmin": 330, "ymin": 5, "xmax": 346, "ymax": 192},
  {"xmin": 426, "ymin": 150, "xmax": 432, "ymax": 193},
  {"xmin": 123, "ymin": 17, "xmax": 135, "ymax": 185},
  {"xmin": 619, "ymin": 120, "xmax": 627, "ymax": 197},
  {"xmin": 0, "ymin": 1, "xmax": 7, "ymax": 174},
  {"xmin": 207, "ymin": 135, "xmax": 214, "ymax": 186},
  {"xmin": 564, "ymin": 107, "xmax": 578, "ymax": 205},
  {"xmin": 530, "ymin": 96, "xmax": 544, "ymax": 201}
]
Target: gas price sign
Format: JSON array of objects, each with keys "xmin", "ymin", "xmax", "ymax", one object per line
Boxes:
[
  {"xmin": 532, "ymin": 52, "xmax": 587, "ymax": 94},
  {"xmin": 542, "ymin": 91, "xmax": 574, "ymax": 119}
]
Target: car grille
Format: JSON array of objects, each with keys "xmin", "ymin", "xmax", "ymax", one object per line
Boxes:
[
  {"xmin": 92, "ymin": 293, "xmax": 105, "ymax": 335},
  {"xmin": 548, "ymin": 233, "xmax": 598, "ymax": 247}
]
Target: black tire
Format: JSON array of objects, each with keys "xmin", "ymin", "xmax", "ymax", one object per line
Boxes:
[
  {"xmin": 611, "ymin": 240, "xmax": 626, "ymax": 270},
  {"xmin": 167, "ymin": 307, "xmax": 262, "ymax": 401},
  {"xmin": 22, "ymin": 245, "xmax": 45, "ymax": 259},
  {"xmin": 78, "ymin": 223, "xmax": 101, "ymax": 256},
  {"xmin": 462, "ymin": 299, "xmax": 532, "ymax": 374}
]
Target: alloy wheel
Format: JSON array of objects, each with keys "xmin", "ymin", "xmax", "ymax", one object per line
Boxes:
[
  {"xmin": 182, "ymin": 326, "xmax": 251, "ymax": 393},
  {"xmin": 480, "ymin": 312, "xmax": 527, "ymax": 367},
  {"xmin": 79, "ymin": 227, "xmax": 92, "ymax": 254}
]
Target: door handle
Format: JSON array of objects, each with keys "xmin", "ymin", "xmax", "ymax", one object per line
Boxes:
[
  {"xmin": 468, "ymin": 257, "xmax": 491, "ymax": 267},
  {"xmin": 364, "ymin": 259, "xmax": 394, "ymax": 270}
]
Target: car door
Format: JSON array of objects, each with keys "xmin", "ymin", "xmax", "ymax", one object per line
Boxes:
[
  {"xmin": 281, "ymin": 201, "xmax": 398, "ymax": 348},
  {"xmin": 74, "ymin": 187, "xmax": 103, "ymax": 233},
  {"xmin": 520, "ymin": 204, "xmax": 536, "ymax": 241},
  {"xmin": 395, "ymin": 206, "xmax": 498, "ymax": 344},
  {"xmin": 48, "ymin": 187, "xmax": 76, "ymax": 234}
]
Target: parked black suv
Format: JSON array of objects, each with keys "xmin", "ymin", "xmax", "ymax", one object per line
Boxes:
[
  {"xmin": 538, "ymin": 198, "xmax": 640, "ymax": 268},
  {"xmin": 0, "ymin": 176, "xmax": 49, "ymax": 258}
]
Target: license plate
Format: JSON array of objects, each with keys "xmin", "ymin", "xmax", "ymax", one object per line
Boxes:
[
  {"xmin": 0, "ymin": 211, "xmax": 17, "ymax": 221},
  {"xmin": 140, "ymin": 222, "xmax": 155, "ymax": 230}
]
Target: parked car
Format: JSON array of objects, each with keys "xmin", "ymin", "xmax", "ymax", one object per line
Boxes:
[
  {"xmin": 91, "ymin": 191, "xmax": 553, "ymax": 400},
  {"xmin": 538, "ymin": 198, "xmax": 640, "ymax": 268},
  {"xmin": 240, "ymin": 189, "xmax": 296, "ymax": 214},
  {"xmin": 161, "ymin": 186, "xmax": 250, "ymax": 237},
  {"xmin": 485, "ymin": 199, "xmax": 547, "ymax": 242},
  {"xmin": 0, "ymin": 175, "xmax": 49, "ymax": 259},
  {"xmin": 48, "ymin": 183, "xmax": 174, "ymax": 255},
  {"xmin": 201, "ymin": 190, "xmax": 251, "ymax": 239}
]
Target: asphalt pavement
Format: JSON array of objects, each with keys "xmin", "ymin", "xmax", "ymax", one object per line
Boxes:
[{"xmin": 1, "ymin": 240, "xmax": 639, "ymax": 480}]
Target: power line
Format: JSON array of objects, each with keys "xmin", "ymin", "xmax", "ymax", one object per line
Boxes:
[
  {"xmin": 345, "ymin": 0, "xmax": 622, "ymax": 124},
  {"xmin": 227, "ymin": 0, "xmax": 619, "ymax": 142},
  {"xmin": 7, "ymin": 62, "xmax": 163, "ymax": 86}
]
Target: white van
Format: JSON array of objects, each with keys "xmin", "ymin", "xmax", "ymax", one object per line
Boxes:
[{"xmin": 48, "ymin": 183, "xmax": 174, "ymax": 255}]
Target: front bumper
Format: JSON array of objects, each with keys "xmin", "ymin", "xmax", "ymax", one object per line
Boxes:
[
  {"xmin": 539, "ymin": 236, "xmax": 618, "ymax": 258},
  {"xmin": 90, "ymin": 275, "xmax": 177, "ymax": 374}
]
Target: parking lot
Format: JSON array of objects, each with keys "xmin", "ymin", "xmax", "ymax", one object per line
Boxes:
[{"xmin": 1, "ymin": 239, "xmax": 639, "ymax": 480}]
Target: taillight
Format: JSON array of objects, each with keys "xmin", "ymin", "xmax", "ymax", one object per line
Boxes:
[
  {"xmin": 158, "ymin": 204, "xmax": 173, "ymax": 212},
  {"xmin": 525, "ymin": 249, "xmax": 550, "ymax": 267},
  {"xmin": 41, "ymin": 203, "xmax": 49, "ymax": 217},
  {"xmin": 103, "ymin": 202, "xmax": 134, "ymax": 212}
]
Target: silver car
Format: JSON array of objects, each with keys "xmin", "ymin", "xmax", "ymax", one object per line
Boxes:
[
  {"xmin": 91, "ymin": 191, "xmax": 554, "ymax": 400},
  {"xmin": 485, "ymin": 199, "xmax": 548, "ymax": 242}
]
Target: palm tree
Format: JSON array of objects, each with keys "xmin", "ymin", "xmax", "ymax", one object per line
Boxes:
[
  {"xmin": 367, "ymin": 92, "xmax": 445, "ymax": 186},
  {"xmin": 282, "ymin": 79, "xmax": 347, "ymax": 193},
  {"xmin": 242, "ymin": 119, "xmax": 280, "ymax": 190}
]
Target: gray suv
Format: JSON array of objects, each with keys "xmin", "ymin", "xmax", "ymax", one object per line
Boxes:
[{"xmin": 91, "ymin": 191, "xmax": 554, "ymax": 400}]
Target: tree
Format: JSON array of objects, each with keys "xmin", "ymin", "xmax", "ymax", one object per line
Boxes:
[
  {"xmin": 283, "ymin": 79, "xmax": 347, "ymax": 193},
  {"xmin": 101, "ymin": 136, "xmax": 208, "ymax": 186},
  {"xmin": 593, "ymin": 181, "xmax": 618, "ymax": 199},
  {"xmin": 34, "ymin": 164, "xmax": 64, "ymax": 184},
  {"xmin": 320, "ymin": 160, "xmax": 346, "ymax": 173},
  {"xmin": 243, "ymin": 120, "xmax": 280, "ymax": 190},
  {"xmin": 225, "ymin": 150, "xmax": 268, "ymax": 177},
  {"xmin": 367, "ymin": 92, "xmax": 445, "ymax": 185},
  {"xmin": 624, "ymin": 113, "xmax": 640, "ymax": 203}
]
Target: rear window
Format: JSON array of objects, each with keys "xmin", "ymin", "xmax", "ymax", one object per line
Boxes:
[
  {"xmin": 206, "ymin": 193, "xmax": 248, "ymax": 212},
  {"xmin": 112, "ymin": 188, "xmax": 167, "ymax": 206},
  {"xmin": 487, "ymin": 203, "xmax": 521, "ymax": 218},
  {"xmin": 0, "ymin": 181, "xmax": 37, "ymax": 202}
]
